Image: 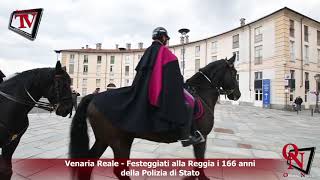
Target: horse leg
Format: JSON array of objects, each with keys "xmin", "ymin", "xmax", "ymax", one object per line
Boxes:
[
  {"xmin": 0, "ymin": 137, "xmax": 21, "ymax": 180},
  {"xmin": 193, "ymin": 137, "xmax": 210, "ymax": 180},
  {"xmin": 76, "ymin": 141, "xmax": 108, "ymax": 180},
  {"xmin": 112, "ymin": 137, "xmax": 133, "ymax": 180}
]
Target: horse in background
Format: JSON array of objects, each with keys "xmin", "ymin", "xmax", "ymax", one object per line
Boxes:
[{"xmin": 0, "ymin": 61, "xmax": 73, "ymax": 180}]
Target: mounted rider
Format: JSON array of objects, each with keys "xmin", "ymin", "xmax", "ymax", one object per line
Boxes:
[{"xmin": 93, "ymin": 27, "xmax": 204, "ymax": 147}]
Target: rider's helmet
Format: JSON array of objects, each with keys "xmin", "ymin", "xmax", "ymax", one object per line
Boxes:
[{"xmin": 152, "ymin": 27, "xmax": 170, "ymax": 40}]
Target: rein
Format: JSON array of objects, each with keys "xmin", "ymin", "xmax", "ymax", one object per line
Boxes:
[
  {"xmin": 198, "ymin": 70, "xmax": 235, "ymax": 96},
  {"xmin": 0, "ymin": 88, "xmax": 55, "ymax": 112}
]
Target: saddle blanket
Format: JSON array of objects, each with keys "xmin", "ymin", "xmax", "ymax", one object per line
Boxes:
[{"xmin": 183, "ymin": 89, "xmax": 204, "ymax": 120}]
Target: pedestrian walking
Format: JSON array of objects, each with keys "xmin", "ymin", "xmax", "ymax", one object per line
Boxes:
[
  {"xmin": 69, "ymin": 90, "xmax": 80, "ymax": 118},
  {"xmin": 294, "ymin": 96, "xmax": 303, "ymax": 111}
]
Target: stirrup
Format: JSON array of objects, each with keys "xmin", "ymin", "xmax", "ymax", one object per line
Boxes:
[{"xmin": 194, "ymin": 130, "xmax": 205, "ymax": 143}]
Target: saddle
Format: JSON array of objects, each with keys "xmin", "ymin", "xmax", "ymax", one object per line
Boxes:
[{"xmin": 183, "ymin": 87, "xmax": 204, "ymax": 121}]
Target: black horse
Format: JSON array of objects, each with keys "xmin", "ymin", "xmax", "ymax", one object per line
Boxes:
[
  {"xmin": 0, "ymin": 61, "xmax": 73, "ymax": 179},
  {"xmin": 69, "ymin": 55, "xmax": 241, "ymax": 180}
]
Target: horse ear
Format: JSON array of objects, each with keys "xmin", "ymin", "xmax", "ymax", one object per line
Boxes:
[
  {"xmin": 62, "ymin": 66, "xmax": 67, "ymax": 72},
  {"xmin": 228, "ymin": 53, "xmax": 237, "ymax": 64},
  {"xmin": 55, "ymin": 61, "xmax": 63, "ymax": 74},
  {"xmin": 227, "ymin": 54, "xmax": 236, "ymax": 66}
]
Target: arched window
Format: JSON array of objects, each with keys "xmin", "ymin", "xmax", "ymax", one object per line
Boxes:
[{"xmin": 106, "ymin": 83, "xmax": 116, "ymax": 90}]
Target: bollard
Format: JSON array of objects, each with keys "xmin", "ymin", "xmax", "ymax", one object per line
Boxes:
[{"xmin": 311, "ymin": 108, "xmax": 314, "ymax": 116}]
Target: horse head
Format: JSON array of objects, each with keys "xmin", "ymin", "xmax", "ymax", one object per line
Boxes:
[
  {"xmin": 44, "ymin": 61, "xmax": 73, "ymax": 117},
  {"xmin": 200, "ymin": 54, "xmax": 241, "ymax": 101}
]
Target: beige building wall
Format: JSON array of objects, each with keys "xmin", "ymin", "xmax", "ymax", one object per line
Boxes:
[{"xmin": 60, "ymin": 7, "xmax": 320, "ymax": 109}]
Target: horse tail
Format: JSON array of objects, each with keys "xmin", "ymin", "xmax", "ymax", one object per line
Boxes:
[{"xmin": 69, "ymin": 94, "xmax": 94, "ymax": 159}]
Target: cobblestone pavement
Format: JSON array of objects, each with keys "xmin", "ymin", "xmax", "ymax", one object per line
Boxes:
[{"xmin": 9, "ymin": 104, "xmax": 320, "ymax": 179}]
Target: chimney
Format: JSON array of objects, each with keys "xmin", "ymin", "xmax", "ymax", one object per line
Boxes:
[
  {"xmin": 185, "ymin": 35, "xmax": 189, "ymax": 43},
  {"xmin": 115, "ymin": 44, "xmax": 119, "ymax": 49},
  {"xmin": 81, "ymin": 47, "xmax": 84, "ymax": 49},
  {"xmin": 240, "ymin": 18, "xmax": 246, "ymax": 27},
  {"xmin": 85, "ymin": 45, "xmax": 89, "ymax": 49},
  {"xmin": 138, "ymin": 42, "xmax": 143, "ymax": 49},
  {"xmin": 126, "ymin": 43, "xmax": 131, "ymax": 50},
  {"xmin": 96, "ymin": 43, "xmax": 102, "ymax": 50},
  {"xmin": 180, "ymin": 36, "xmax": 184, "ymax": 44}
]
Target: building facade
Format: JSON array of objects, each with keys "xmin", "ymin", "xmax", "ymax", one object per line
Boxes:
[{"xmin": 60, "ymin": 7, "xmax": 320, "ymax": 109}]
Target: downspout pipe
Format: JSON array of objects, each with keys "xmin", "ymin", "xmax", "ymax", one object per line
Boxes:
[
  {"xmin": 249, "ymin": 25, "xmax": 252, "ymax": 93},
  {"xmin": 300, "ymin": 17, "xmax": 304, "ymax": 88}
]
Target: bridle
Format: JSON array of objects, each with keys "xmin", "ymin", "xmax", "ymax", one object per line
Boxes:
[
  {"xmin": 0, "ymin": 75, "xmax": 70, "ymax": 112},
  {"xmin": 198, "ymin": 70, "xmax": 235, "ymax": 96}
]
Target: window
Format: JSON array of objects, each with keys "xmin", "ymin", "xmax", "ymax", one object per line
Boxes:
[
  {"xmin": 69, "ymin": 54, "xmax": 75, "ymax": 75},
  {"xmin": 304, "ymin": 72, "xmax": 309, "ymax": 102},
  {"xmin": 304, "ymin": 45, "xmax": 309, "ymax": 64},
  {"xmin": 288, "ymin": 70, "xmax": 296, "ymax": 91},
  {"xmin": 254, "ymin": 26, "xmax": 262, "ymax": 43},
  {"xmin": 290, "ymin": 70, "xmax": 295, "ymax": 79},
  {"xmin": 70, "ymin": 54, "xmax": 75, "ymax": 61},
  {"xmin": 70, "ymin": 78, "xmax": 73, "ymax": 86},
  {"xmin": 211, "ymin": 56, "xmax": 217, "ymax": 62},
  {"xmin": 254, "ymin": 72, "xmax": 263, "ymax": 101},
  {"xmin": 211, "ymin": 41, "xmax": 217, "ymax": 53},
  {"xmin": 318, "ymin": 30, "xmax": 320, "ymax": 46},
  {"xmin": 255, "ymin": 72, "xmax": 263, "ymax": 80},
  {"xmin": 82, "ymin": 78, "xmax": 87, "ymax": 87},
  {"xmin": 254, "ymin": 45, "xmax": 263, "ymax": 64},
  {"xmin": 82, "ymin": 88, "xmax": 87, "ymax": 96},
  {"xmin": 233, "ymin": 51, "xmax": 239, "ymax": 62},
  {"xmin": 125, "ymin": 79, "xmax": 130, "ymax": 86},
  {"xmin": 110, "ymin": 65, "xmax": 114, "ymax": 75},
  {"xmin": 304, "ymin": 25, "xmax": 309, "ymax": 42},
  {"xmin": 305, "ymin": 72, "xmax": 309, "ymax": 81},
  {"xmin": 96, "ymin": 65, "xmax": 101, "ymax": 76},
  {"xmin": 83, "ymin": 55, "xmax": 88, "ymax": 64},
  {"xmin": 125, "ymin": 55, "xmax": 130, "ymax": 64},
  {"xmin": 69, "ymin": 64, "xmax": 74, "ymax": 74},
  {"xmin": 125, "ymin": 66, "xmax": 129, "ymax": 76},
  {"xmin": 290, "ymin": 20, "xmax": 295, "ymax": 37},
  {"xmin": 97, "ymin": 56, "xmax": 102, "ymax": 64},
  {"xmin": 232, "ymin": 34, "xmax": 239, "ymax": 49},
  {"xmin": 110, "ymin": 56, "xmax": 115, "ymax": 64},
  {"xmin": 290, "ymin": 41, "xmax": 295, "ymax": 62},
  {"xmin": 195, "ymin": 59, "xmax": 200, "ymax": 72},
  {"xmin": 83, "ymin": 65, "xmax": 88, "ymax": 75},
  {"xmin": 96, "ymin": 79, "xmax": 101, "ymax": 87},
  {"xmin": 195, "ymin": 46, "xmax": 200, "ymax": 57},
  {"xmin": 255, "ymin": 89, "xmax": 263, "ymax": 101}
]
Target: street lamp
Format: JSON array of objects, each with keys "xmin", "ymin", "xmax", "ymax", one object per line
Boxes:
[
  {"xmin": 54, "ymin": 50, "xmax": 61, "ymax": 61},
  {"xmin": 178, "ymin": 28, "xmax": 190, "ymax": 76},
  {"xmin": 314, "ymin": 74, "xmax": 320, "ymax": 113}
]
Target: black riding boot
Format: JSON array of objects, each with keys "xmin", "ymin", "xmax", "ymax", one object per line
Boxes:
[{"xmin": 179, "ymin": 106, "xmax": 205, "ymax": 147}]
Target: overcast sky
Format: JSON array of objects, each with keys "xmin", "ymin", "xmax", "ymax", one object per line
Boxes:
[{"xmin": 0, "ymin": 0, "xmax": 319, "ymax": 75}]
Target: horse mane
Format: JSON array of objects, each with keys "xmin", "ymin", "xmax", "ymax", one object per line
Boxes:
[{"xmin": 0, "ymin": 68, "xmax": 55, "ymax": 90}]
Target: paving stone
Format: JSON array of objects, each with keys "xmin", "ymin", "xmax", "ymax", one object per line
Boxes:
[{"xmin": 8, "ymin": 103, "xmax": 320, "ymax": 179}]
